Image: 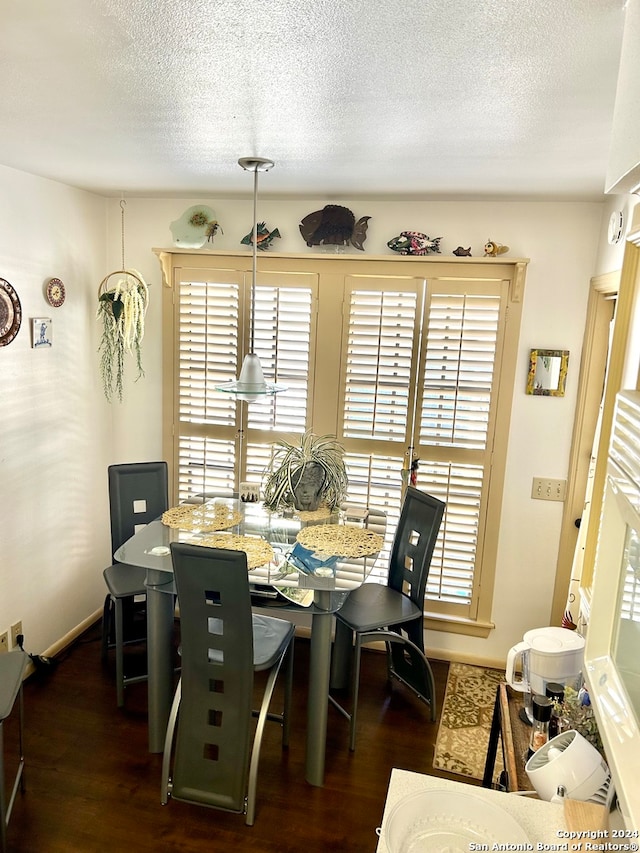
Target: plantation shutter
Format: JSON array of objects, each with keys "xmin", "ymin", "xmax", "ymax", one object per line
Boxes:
[
  {"xmin": 416, "ymin": 280, "xmax": 507, "ymax": 618},
  {"xmin": 336, "ymin": 275, "xmax": 508, "ymax": 617},
  {"xmin": 337, "ymin": 276, "xmax": 425, "ymax": 574},
  {"xmin": 173, "ymin": 265, "xmax": 316, "ymax": 499}
]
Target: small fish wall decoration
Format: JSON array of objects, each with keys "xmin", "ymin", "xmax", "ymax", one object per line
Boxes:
[
  {"xmin": 241, "ymin": 222, "xmax": 281, "ymax": 250},
  {"xmin": 484, "ymin": 240, "xmax": 509, "ymax": 257},
  {"xmin": 299, "ymin": 205, "xmax": 370, "ymax": 250},
  {"xmin": 453, "ymin": 246, "xmax": 472, "ymax": 257},
  {"xmin": 387, "ymin": 231, "xmax": 441, "ymax": 255}
]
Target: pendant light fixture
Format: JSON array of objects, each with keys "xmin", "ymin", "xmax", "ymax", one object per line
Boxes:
[{"xmin": 215, "ymin": 156, "xmax": 286, "ymax": 402}]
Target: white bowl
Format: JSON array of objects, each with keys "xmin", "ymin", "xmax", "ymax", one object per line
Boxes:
[{"xmin": 384, "ymin": 788, "xmax": 529, "ymax": 853}]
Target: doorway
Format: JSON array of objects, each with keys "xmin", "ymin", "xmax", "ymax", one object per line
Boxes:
[{"xmin": 550, "ymin": 271, "xmax": 619, "ymax": 626}]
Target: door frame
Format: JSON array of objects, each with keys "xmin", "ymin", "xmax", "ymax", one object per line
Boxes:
[{"xmin": 550, "ymin": 270, "xmax": 619, "ymax": 625}]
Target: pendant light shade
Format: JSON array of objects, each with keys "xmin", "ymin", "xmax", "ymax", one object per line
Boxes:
[
  {"xmin": 216, "ymin": 352, "xmax": 286, "ymax": 402},
  {"xmin": 215, "ymin": 157, "xmax": 286, "ymax": 402}
]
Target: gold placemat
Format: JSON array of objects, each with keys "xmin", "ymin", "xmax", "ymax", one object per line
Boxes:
[
  {"xmin": 295, "ymin": 524, "xmax": 383, "ymax": 558},
  {"xmin": 196, "ymin": 534, "xmax": 274, "ymax": 569},
  {"xmin": 294, "ymin": 506, "xmax": 332, "ymax": 521},
  {"xmin": 162, "ymin": 502, "xmax": 242, "ymax": 531}
]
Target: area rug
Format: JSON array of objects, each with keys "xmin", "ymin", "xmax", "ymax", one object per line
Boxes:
[{"xmin": 433, "ymin": 661, "xmax": 505, "ymax": 780}]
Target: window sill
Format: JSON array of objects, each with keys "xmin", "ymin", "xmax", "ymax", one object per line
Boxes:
[{"xmin": 423, "ymin": 612, "xmax": 495, "ymax": 639}]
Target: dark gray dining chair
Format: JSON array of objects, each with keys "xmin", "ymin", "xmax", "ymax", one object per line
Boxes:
[
  {"xmin": 329, "ymin": 486, "xmax": 445, "ymax": 750},
  {"xmin": 101, "ymin": 461, "xmax": 169, "ymax": 707},
  {"xmin": 161, "ymin": 543, "xmax": 294, "ymax": 826},
  {"xmin": 0, "ymin": 650, "xmax": 27, "ymax": 853}
]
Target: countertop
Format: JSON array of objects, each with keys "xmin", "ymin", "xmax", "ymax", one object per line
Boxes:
[{"xmin": 375, "ymin": 769, "xmax": 567, "ymax": 852}]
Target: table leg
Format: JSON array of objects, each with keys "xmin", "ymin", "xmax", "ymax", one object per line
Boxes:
[
  {"xmin": 306, "ymin": 591, "xmax": 333, "ymax": 787},
  {"xmin": 329, "ymin": 617, "xmax": 351, "ymax": 690},
  {"xmin": 146, "ymin": 572, "xmax": 175, "ymax": 754}
]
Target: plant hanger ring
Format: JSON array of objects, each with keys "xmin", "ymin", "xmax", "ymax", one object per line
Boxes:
[
  {"xmin": 98, "ymin": 200, "xmax": 148, "ymax": 299},
  {"xmin": 96, "ymin": 199, "xmax": 149, "ymax": 402}
]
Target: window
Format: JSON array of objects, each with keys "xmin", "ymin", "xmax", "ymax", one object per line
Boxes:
[{"xmin": 161, "ymin": 252, "xmax": 526, "ymax": 634}]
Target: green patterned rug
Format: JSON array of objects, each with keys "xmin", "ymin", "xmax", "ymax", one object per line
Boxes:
[{"xmin": 433, "ymin": 661, "xmax": 505, "ymax": 780}]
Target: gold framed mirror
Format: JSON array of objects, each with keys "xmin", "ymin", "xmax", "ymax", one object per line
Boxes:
[{"xmin": 526, "ymin": 349, "xmax": 569, "ymax": 396}]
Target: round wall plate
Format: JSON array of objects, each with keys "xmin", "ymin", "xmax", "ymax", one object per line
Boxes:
[
  {"xmin": 46, "ymin": 277, "xmax": 66, "ymax": 307},
  {"xmin": 608, "ymin": 210, "xmax": 625, "ymax": 245},
  {"xmin": 0, "ymin": 278, "xmax": 22, "ymax": 346}
]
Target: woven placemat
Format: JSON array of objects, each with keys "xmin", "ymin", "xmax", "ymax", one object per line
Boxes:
[
  {"xmin": 162, "ymin": 502, "xmax": 242, "ymax": 531},
  {"xmin": 196, "ymin": 534, "xmax": 274, "ymax": 569},
  {"xmin": 296, "ymin": 524, "xmax": 383, "ymax": 558}
]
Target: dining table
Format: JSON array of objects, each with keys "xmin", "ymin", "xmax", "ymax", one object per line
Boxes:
[{"xmin": 114, "ymin": 497, "xmax": 386, "ymax": 787}]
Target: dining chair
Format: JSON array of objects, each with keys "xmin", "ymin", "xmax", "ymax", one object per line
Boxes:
[
  {"xmin": 161, "ymin": 543, "xmax": 294, "ymax": 826},
  {"xmin": 329, "ymin": 486, "xmax": 445, "ymax": 750},
  {"xmin": 101, "ymin": 461, "xmax": 169, "ymax": 707}
]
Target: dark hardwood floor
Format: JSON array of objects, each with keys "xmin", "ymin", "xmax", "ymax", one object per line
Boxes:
[{"xmin": 4, "ymin": 621, "xmax": 475, "ymax": 853}]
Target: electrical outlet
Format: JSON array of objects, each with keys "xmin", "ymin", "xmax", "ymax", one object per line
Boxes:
[
  {"xmin": 0, "ymin": 631, "xmax": 8, "ymax": 653},
  {"xmin": 11, "ymin": 620, "xmax": 23, "ymax": 648},
  {"xmin": 531, "ymin": 477, "xmax": 567, "ymax": 502}
]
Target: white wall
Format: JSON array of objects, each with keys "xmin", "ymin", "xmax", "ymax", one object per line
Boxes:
[
  {"xmin": 107, "ymin": 194, "xmax": 610, "ymax": 665},
  {"xmin": 0, "ymin": 165, "xmax": 112, "ymax": 656}
]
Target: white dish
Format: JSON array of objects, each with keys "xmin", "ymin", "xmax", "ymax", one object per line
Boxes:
[
  {"xmin": 384, "ymin": 789, "xmax": 529, "ymax": 853},
  {"xmin": 145, "ymin": 545, "xmax": 171, "ymax": 557}
]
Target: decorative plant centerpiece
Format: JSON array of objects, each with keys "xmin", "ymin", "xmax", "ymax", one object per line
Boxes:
[
  {"xmin": 262, "ymin": 432, "xmax": 348, "ymax": 513},
  {"xmin": 97, "ymin": 270, "xmax": 148, "ymax": 402}
]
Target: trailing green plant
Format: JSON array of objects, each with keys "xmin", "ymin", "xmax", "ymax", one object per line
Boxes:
[
  {"xmin": 97, "ymin": 270, "xmax": 148, "ymax": 402},
  {"xmin": 262, "ymin": 432, "xmax": 348, "ymax": 512}
]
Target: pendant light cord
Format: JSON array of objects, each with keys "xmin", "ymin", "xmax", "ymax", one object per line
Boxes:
[{"xmin": 250, "ymin": 167, "xmax": 258, "ymax": 354}]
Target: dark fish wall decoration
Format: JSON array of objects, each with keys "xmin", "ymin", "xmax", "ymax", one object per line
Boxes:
[
  {"xmin": 387, "ymin": 231, "xmax": 441, "ymax": 255},
  {"xmin": 452, "ymin": 246, "xmax": 472, "ymax": 256},
  {"xmin": 299, "ymin": 205, "xmax": 371, "ymax": 250},
  {"xmin": 241, "ymin": 221, "xmax": 281, "ymax": 250}
]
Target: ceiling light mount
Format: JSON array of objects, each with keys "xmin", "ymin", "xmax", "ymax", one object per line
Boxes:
[{"xmin": 238, "ymin": 156, "xmax": 275, "ymax": 173}]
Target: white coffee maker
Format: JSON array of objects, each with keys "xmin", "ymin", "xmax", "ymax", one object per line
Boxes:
[{"xmin": 505, "ymin": 626, "xmax": 585, "ymax": 721}]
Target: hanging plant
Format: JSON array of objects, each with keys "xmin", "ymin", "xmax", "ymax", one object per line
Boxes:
[
  {"xmin": 97, "ymin": 270, "xmax": 148, "ymax": 402},
  {"xmin": 262, "ymin": 432, "xmax": 348, "ymax": 513}
]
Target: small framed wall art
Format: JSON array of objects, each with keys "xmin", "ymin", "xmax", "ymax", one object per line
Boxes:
[{"xmin": 32, "ymin": 317, "xmax": 53, "ymax": 348}]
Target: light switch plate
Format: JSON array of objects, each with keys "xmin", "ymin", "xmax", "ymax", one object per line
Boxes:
[{"xmin": 531, "ymin": 477, "xmax": 567, "ymax": 501}]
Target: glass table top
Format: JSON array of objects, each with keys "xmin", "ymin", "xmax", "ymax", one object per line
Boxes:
[{"xmin": 114, "ymin": 498, "xmax": 387, "ymax": 608}]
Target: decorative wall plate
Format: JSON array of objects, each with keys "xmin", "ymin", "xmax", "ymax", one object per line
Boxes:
[
  {"xmin": 0, "ymin": 278, "xmax": 22, "ymax": 347},
  {"xmin": 608, "ymin": 210, "xmax": 626, "ymax": 245},
  {"xmin": 46, "ymin": 277, "xmax": 66, "ymax": 307}
]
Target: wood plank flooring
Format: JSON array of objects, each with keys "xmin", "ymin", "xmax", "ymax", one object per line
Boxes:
[{"xmin": 4, "ymin": 621, "xmax": 476, "ymax": 853}]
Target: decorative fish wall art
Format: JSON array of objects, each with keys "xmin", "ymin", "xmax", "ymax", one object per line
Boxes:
[
  {"xmin": 299, "ymin": 205, "xmax": 371, "ymax": 250},
  {"xmin": 484, "ymin": 240, "xmax": 509, "ymax": 257},
  {"xmin": 387, "ymin": 231, "xmax": 441, "ymax": 255},
  {"xmin": 241, "ymin": 222, "xmax": 281, "ymax": 250},
  {"xmin": 170, "ymin": 205, "xmax": 222, "ymax": 248},
  {"xmin": 453, "ymin": 246, "xmax": 472, "ymax": 257}
]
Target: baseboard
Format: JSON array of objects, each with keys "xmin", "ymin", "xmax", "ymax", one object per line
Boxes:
[
  {"xmin": 24, "ymin": 609, "xmax": 504, "ymax": 677},
  {"xmin": 425, "ymin": 647, "xmax": 505, "ymax": 670}
]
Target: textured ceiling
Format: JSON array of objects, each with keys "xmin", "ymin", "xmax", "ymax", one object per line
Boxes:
[{"xmin": 0, "ymin": 0, "xmax": 627, "ymax": 200}]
